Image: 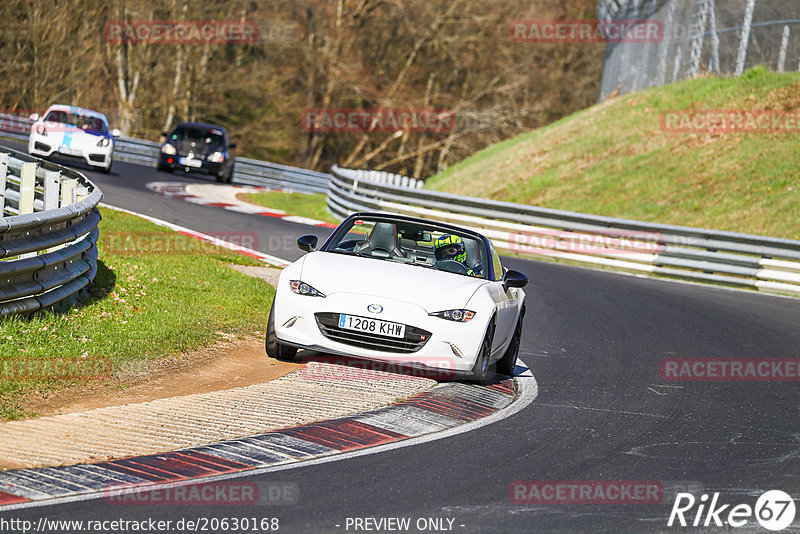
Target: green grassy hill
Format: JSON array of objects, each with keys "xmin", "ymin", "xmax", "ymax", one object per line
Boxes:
[{"xmin": 425, "ymin": 67, "xmax": 800, "ymax": 240}]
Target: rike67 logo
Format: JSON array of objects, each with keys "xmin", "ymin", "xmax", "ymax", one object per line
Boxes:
[{"xmin": 668, "ymin": 490, "xmax": 796, "ymax": 531}]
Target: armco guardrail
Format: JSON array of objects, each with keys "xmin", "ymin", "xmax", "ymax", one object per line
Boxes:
[
  {"xmin": 0, "ymin": 113, "xmax": 330, "ymax": 194},
  {"xmin": 329, "ymin": 165, "xmax": 800, "ymax": 297},
  {"xmin": 0, "ymin": 145, "xmax": 102, "ymax": 316}
]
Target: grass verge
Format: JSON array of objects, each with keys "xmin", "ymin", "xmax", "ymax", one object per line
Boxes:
[
  {"xmin": 0, "ymin": 209, "xmax": 275, "ymax": 420},
  {"xmin": 425, "ymin": 67, "xmax": 800, "ymax": 240},
  {"xmin": 242, "ymin": 190, "xmax": 340, "ymax": 225}
]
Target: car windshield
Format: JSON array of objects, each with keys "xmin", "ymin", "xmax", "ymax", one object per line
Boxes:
[
  {"xmin": 170, "ymin": 127, "xmax": 225, "ymax": 149},
  {"xmin": 324, "ymin": 216, "xmax": 488, "ymax": 279},
  {"xmin": 44, "ymin": 110, "xmax": 108, "ymax": 134}
]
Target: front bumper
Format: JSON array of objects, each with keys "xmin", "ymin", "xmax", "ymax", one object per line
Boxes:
[
  {"xmin": 158, "ymin": 153, "xmax": 225, "ymax": 175},
  {"xmin": 28, "ymin": 133, "xmax": 113, "ymax": 167},
  {"xmin": 272, "ymin": 288, "xmax": 487, "ymax": 374}
]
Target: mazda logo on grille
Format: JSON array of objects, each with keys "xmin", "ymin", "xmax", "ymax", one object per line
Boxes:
[{"xmin": 367, "ymin": 304, "xmax": 383, "ymax": 314}]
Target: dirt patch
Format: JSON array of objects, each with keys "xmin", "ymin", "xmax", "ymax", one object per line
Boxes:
[
  {"xmin": 16, "ymin": 335, "xmax": 302, "ymax": 419},
  {"xmin": 228, "ymin": 264, "xmax": 283, "ymax": 286}
]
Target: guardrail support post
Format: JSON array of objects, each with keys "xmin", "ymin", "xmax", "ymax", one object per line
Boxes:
[
  {"xmin": 44, "ymin": 170, "xmax": 62, "ymax": 252},
  {"xmin": 18, "ymin": 162, "xmax": 37, "ymax": 258},
  {"xmin": 43, "ymin": 170, "xmax": 60, "ymax": 211},
  {"xmin": 61, "ymin": 178, "xmax": 77, "ymax": 207},
  {"xmin": 0, "ymin": 152, "xmax": 7, "ymax": 215},
  {"xmin": 19, "ymin": 162, "xmax": 36, "ymax": 215}
]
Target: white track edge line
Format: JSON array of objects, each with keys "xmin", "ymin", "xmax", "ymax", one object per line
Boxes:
[{"xmin": 99, "ymin": 202, "xmax": 291, "ymax": 267}]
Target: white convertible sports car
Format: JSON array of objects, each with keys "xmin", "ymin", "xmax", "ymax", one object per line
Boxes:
[
  {"xmin": 28, "ymin": 105, "xmax": 120, "ymax": 173},
  {"xmin": 266, "ymin": 212, "xmax": 528, "ymax": 382}
]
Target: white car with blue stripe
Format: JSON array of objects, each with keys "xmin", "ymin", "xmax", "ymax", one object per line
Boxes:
[{"xmin": 28, "ymin": 105, "xmax": 120, "ymax": 173}]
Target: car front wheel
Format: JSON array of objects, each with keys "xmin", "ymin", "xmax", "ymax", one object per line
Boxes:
[
  {"xmin": 265, "ymin": 304, "xmax": 299, "ymax": 362},
  {"xmin": 497, "ymin": 308, "xmax": 524, "ymax": 376},
  {"xmin": 468, "ymin": 319, "xmax": 495, "ymax": 384}
]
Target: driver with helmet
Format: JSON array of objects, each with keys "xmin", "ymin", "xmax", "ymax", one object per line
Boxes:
[{"xmin": 434, "ymin": 234, "xmax": 482, "ymax": 277}]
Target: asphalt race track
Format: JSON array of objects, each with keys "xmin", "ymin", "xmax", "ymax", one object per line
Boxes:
[{"xmin": 5, "ymin": 143, "xmax": 800, "ymax": 533}]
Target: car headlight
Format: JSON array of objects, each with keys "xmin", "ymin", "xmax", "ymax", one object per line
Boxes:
[
  {"xmin": 35, "ymin": 124, "xmax": 47, "ymax": 136},
  {"xmin": 161, "ymin": 143, "xmax": 176, "ymax": 155},
  {"xmin": 290, "ymin": 280, "xmax": 326, "ymax": 297},
  {"xmin": 430, "ymin": 309, "xmax": 476, "ymax": 322},
  {"xmin": 97, "ymin": 137, "xmax": 110, "ymax": 147},
  {"xmin": 208, "ymin": 151, "xmax": 225, "ymax": 163}
]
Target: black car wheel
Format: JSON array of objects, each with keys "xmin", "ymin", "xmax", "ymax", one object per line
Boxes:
[
  {"xmin": 497, "ymin": 307, "xmax": 524, "ymax": 376},
  {"xmin": 265, "ymin": 305, "xmax": 299, "ymax": 362},
  {"xmin": 469, "ymin": 319, "xmax": 495, "ymax": 384}
]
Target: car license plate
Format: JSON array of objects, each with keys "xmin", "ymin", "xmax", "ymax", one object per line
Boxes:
[
  {"xmin": 338, "ymin": 314, "xmax": 405, "ymax": 338},
  {"xmin": 179, "ymin": 157, "xmax": 202, "ymax": 168},
  {"xmin": 59, "ymin": 145, "xmax": 79, "ymax": 156}
]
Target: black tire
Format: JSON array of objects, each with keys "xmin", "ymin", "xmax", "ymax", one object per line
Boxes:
[
  {"xmin": 215, "ymin": 172, "xmax": 225, "ymax": 183},
  {"xmin": 468, "ymin": 319, "xmax": 495, "ymax": 384},
  {"xmin": 497, "ymin": 308, "xmax": 525, "ymax": 376},
  {"xmin": 265, "ymin": 305, "xmax": 298, "ymax": 362},
  {"xmin": 157, "ymin": 162, "xmax": 172, "ymax": 173},
  {"xmin": 225, "ymin": 165, "xmax": 234, "ymax": 184}
]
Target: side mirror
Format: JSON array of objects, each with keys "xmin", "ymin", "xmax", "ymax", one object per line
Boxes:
[
  {"xmin": 503, "ymin": 269, "xmax": 528, "ymax": 290},
  {"xmin": 111, "ymin": 128, "xmax": 121, "ymax": 137},
  {"xmin": 297, "ymin": 235, "xmax": 318, "ymax": 253},
  {"xmin": 228, "ymin": 142, "xmax": 237, "ymax": 149},
  {"xmin": 29, "ymin": 113, "xmax": 40, "ymax": 121}
]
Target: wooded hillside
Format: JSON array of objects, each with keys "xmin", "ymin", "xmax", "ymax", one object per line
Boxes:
[{"xmin": 0, "ymin": 0, "xmax": 602, "ymax": 177}]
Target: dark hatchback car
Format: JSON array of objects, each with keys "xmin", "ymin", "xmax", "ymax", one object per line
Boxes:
[{"xmin": 157, "ymin": 122, "xmax": 236, "ymax": 183}]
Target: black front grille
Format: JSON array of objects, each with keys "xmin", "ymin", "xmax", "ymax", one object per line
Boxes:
[
  {"xmin": 88, "ymin": 154, "xmax": 105, "ymax": 162},
  {"xmin": 35, "ymin": 142, "xmax": 50, "ymax": 151},
  {"xmin": 315, "ymin": 313, "xmax": 431, "ymax": 354}
]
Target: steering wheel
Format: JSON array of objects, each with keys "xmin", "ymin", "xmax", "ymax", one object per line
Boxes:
[{"xmin": 435, "ymin": 259, "xmax": 469, "ymax": 274}]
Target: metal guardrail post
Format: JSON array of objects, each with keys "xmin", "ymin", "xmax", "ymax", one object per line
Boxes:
[
  {"xmin": 43, "ymin": 171, "xmax": 60, "ymax": 211},
  {"xmin": 0, "ymin": 152, "xmax": 6, "ymax": 214},
  {"xmin": 18, "ymin": 162, "xmax": 36, "ymax": 215},
  {"xmin": 61, "ymin": 178, "xmax": 77, "ymax": 207}
]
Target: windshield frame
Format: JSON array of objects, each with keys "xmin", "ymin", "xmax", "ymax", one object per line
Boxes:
[
  {"xmin": 43, "ymin": 109, "xmax": 109, "ymax": 134},
  {"xmin": 320, "ymin": 212, "xmax": 495, "ymax": 280}
]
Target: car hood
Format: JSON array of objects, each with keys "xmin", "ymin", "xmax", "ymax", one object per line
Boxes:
[{"xmin": 298, "ymin": 251, "xmax": 487, "ymax": 313}]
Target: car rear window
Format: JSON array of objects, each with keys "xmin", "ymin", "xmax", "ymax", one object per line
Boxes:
[{"xmin": 170, "ymin": 127, "xmax": 225, "ymax": 147}]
